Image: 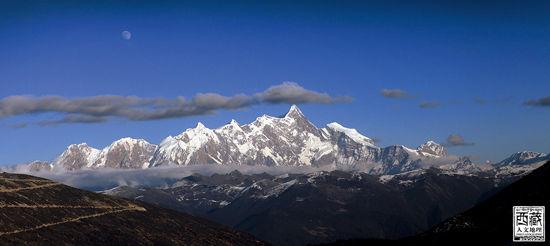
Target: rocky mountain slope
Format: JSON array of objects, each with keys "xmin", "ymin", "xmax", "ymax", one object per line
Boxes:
[
  {"xmin": 0, "ymin": 172, "xmax": 264, "ymax": 245},
  {"xmin": 106, "ymin": 168, "xmax": 508, "ymax": 245},
  {"xmin": 101, "ymin": 150, "xmax": 548, "ymax": 246},
  {"xmin": 53, "ymin": 138, "xmax": 157, "ymax": 170},
  {"xmin": 326, "ymin": 161, "xmax": 549, "ymax": 245},
  {"xmin": 412, "ymin": 161, "xmax": 549, "ymax": 245}
]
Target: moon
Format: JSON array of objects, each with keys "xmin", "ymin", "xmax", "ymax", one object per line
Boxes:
[{"xmin": 121, "ymin": 30, "xmax": 132, "ymax": 40}]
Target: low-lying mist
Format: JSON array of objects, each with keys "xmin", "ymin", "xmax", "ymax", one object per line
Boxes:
[
  {"xmin": 3, "ymin": 155, "xmax": 464, "ymax": 192},
  {"xmin": 12, "ymin": 164, "xmax": 339, "ymax": 191}
]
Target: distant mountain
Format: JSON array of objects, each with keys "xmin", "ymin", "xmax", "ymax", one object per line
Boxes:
[
  {"xmin": 148, "ymin": 106, "xmax": 452, "ymax": 174},
  {"xmin": 0, "ymin": 172, "xmax": 264, "ymax": 245},
  {"xmin": 6, "ymin": 105, "xmax": 546, "ymax": 245},
  {"xmin": 417, "ymin": 140, "xmax": 448, "ymax": 157},
  {"xmin": 53, "ymin": 138, "xmax": 156, "ymax": 170},
  {"xmin": 150, "ymin": 105, "xmax": 381, "ymax": 169},
  {"xmin": 11, "ymin": 106, "xmax": 548, "ymax": 179},
  {"xmin": 492, "ymin": 151, "xmax": 549, "ymax": 179},
  {"xmin": 495, "ymin": 151, "xmax": 548, "ymax": 167},
  {"xmin": 53, "ymin": 143, "xmax": 101, "ymax": 171},
  {"xmin": 106, "ymin": 168, "xmax": 501, "ymax": 245},
  {"xmin": 20, "ymin": 105, "xmax": 464, "ymax": 174},
  {"xmin": 26, "ymin": 161, "xmax": 53, "ymax": 172}
]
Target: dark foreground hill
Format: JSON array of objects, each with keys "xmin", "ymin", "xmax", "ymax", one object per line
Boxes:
[
  {"xmin": 326, "ymin": 161, "xmax": 549, "ymax": 245},
  {"xmin": 0, "ymin": 172, "xmax": 265, "ymax": 246},
  {"xmin": 409, "ymin": 161, "xmax": 549, "ymax": 245}
]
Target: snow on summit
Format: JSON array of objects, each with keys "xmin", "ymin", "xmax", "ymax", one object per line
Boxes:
[
  {"xmin": 326, "ymin": 122, "xmax": 376, "ymax": 147},
  {"xmin": 26, "ymin": 105, "xmax": 546, "ymax": 177}
]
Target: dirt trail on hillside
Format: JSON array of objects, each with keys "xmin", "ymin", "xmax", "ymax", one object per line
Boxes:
[
  {"xmin": 0, "ymin": 206, "xmax": 146, "ymax": 236},
  {"xmin": 0, "ymin": 182, "xmax": 61, "ymax": 193},
  {"xmin": 0, "ymin": 177, "xmax": 147, "ymax": 236},
  {"xmin": 0, "ymin": 178, "xmax": 52, "ymax": 182}
]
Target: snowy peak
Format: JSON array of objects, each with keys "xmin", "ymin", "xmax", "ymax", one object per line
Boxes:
[
  {"xmin": 229, "ymin": 119, "xmax": 239, "ymax": 126},
  {"xmin": 153, "ymin": 105, "xmax": 338, "ymax": 167},
  {"xmin": 95, "ymin": 137, "xmax": 157, "ymax": 169},
  {"xmin": 46, "ymin": 105, "xmax": 548, "ymax": 177},
  {"xmin": 325, "ymin": 122, "xmax": 375, "ymax": 146},
  {"xmin": 285, "ymin": 104, "xmax": 305, "ymax": 119},
  {"xmin": 216, "ymin": 120, "xmax": 242, "ymax": 133},
  {"xmin": 54, "ymin": 143, "xmax": 100, "ymax": 171},
  {"xmin": 109, "ymin": 137, "xmax": 153, "ymax": 149},
  {"xmin": 216, "ymin": 119, "xmax": 243, "ymax": 134},
  {"xmin": 151, "ymin": 121, "xmax": 225, "ymax": 166},
  {"xmin": 417, "ymin": 140, "xmax": 447, "ymax": 157},
  {"xmin": 53, "ymin": 138, "xmax": 158, "ymax": 170},
  {"xmin": 177, "ymin": 122, "xmax": 209, "ymax": 136},
  {"xmin": 27, "ymin": 160, "xmax": 53, "ymax": 172},
  {"xmin": 64, "ymin": 143, "xmax": 100, "ymax": 160},
  {"xmin": 438, "ymin": 156, "xmax": 483, "ymax": 175},
  {"xmin": 67, "ymin": 143, "xmax": 94, "ymax": 150},
  {"xmin": 195, "ymin": 122, "xmax": 207, "ymax": 129},
  {"xmin": 176, "ymin": 122, "xmax": 219, "ymax": 142},
  {"xmin": 496, "ymin": 151, "xmax": 548, "ymax": 167},
  {"xmin": 244, "ymin": 105, "xmax": 314, "ymax": 128}
]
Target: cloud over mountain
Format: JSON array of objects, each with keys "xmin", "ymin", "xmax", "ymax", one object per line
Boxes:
[
  {"xmin": 257, "ymin": 82, "xmax": 352, "ymax": 104},
  {"xmin": 0, "ymin": 82, "xmax": 350, "ymax": 127},
  {"xmin": 444, "ymin": 134, "xmax": 474, "ymax": 147}
]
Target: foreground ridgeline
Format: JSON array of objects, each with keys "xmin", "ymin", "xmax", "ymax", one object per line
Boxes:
[
  {"xmin": 13, "ymin": 106, "xmax": 550, "ymax": 176},
  {"xmin": 0, "ymin": 172, "xmax": 265, "ymax": 245}
]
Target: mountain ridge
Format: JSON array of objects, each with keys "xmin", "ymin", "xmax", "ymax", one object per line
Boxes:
[{"xmin": 9, "ymin": 105, "xmax": 549, "ymax": 176}]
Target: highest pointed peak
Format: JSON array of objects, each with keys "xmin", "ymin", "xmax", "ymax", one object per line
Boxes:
[
  {"xmin": 229, "ymin": 119, "xmax": 239, "ymax": 125},
  {"xmin": 285, "ymin": 104, "xmax": 305, "ymax": 119},
  {"xmin": 196, "ymin": 122, "xmax": 206, "ymax": 129}
]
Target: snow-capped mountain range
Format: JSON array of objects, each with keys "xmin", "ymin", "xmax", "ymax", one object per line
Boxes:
[
  {"xmin": 54, "ymin": 138, "xmax": 157, "ymax": 170},
  {"xmin": 16, "ymin": 105, "xmax": 549, "ymax": 175}
]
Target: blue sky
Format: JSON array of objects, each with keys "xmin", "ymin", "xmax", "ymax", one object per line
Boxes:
[{"xmin": 1, "ymin": 1, "xmax": 549, "ymax": 165}]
